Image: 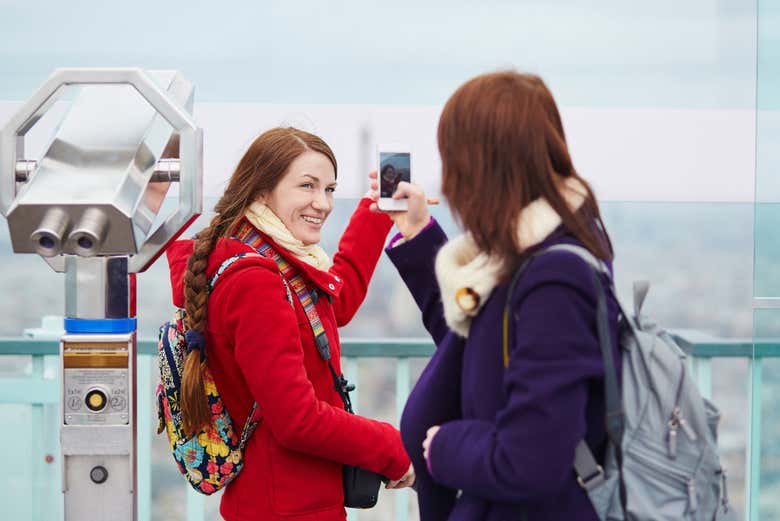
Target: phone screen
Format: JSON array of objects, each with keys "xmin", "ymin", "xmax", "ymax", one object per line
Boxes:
[{"xmin": 379, "ymin": 152, "xmax": 411, "ymax": 198}]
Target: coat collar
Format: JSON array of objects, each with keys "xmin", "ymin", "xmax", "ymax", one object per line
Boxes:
[
  {"xmin": 165, "ymin": 225, "xmax": 343, "ymax": 310},
  {"xmin": 434, "ymin": 177, "xmax": 587, "ymax": 337}
]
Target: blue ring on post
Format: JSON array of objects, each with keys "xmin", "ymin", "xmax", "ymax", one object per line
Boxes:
[{"xmin": 64, "ymin": 318, "xmax": 137, "ymax": 334}]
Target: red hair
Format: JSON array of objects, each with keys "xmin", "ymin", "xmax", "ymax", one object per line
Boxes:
[{"xmin": 438, "ymin": 71, "xmax": 612, "ymax": 279}]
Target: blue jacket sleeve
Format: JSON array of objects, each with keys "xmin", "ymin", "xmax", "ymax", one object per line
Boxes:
[
  {"xmin": 385, "ymin": 221, "xmax": 450, "ymax": 344},
  {"xmin": 426, "ymin": 258, "xmax": 606, "ymax": 502}
]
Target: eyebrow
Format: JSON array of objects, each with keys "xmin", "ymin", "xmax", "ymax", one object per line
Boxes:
[{"xmin": 303, "ymin": 174, "xmax": 337, "ymax": 186}]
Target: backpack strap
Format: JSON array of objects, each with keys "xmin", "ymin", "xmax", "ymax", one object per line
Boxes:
[
  {"xmin": 502, "ymin": 244, "xmax": 625, "ymax": 500},
  {"xmin": 233, "ymin": 222, "xmax": 356, "ymax": 413},
  {"xmin": 541, "ymin": 245, "xmax": 624, "ymax": 446},
  {"xmin": 205, "ymin": 251, "xmax": 267, "ymax": 440},
  {"xmin": 208, "ymin": 252, "xmax": 261, "ymax": 291}
]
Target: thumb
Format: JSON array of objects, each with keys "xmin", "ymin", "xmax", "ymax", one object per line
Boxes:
[{"xmin": 392, "ymin": 181, "xmax": 421, "ymax": 200}]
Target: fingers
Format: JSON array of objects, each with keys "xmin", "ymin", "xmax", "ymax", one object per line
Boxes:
[
  {"xmin": 422, "ymin": 425, "xmax": 440, "ymax": 460},
  {"xmin": 367, "ymin": 171, "xmax": 438, "ymax": 213},
  {"xmin": 391, "ymin": 181, "xmax": 421, "ymax": 200},
  {"xmin": 386, "ymin": 465, "xmax": 416, "ymax": 489}
]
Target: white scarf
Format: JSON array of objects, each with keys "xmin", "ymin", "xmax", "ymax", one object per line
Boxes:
[
  {"xmin": 435, "ymin": 177, "xmax": 587, "ymax": 337},
  {"xmin": 245, "ymin": 201, "xmax": 333, "ymax": 270}
]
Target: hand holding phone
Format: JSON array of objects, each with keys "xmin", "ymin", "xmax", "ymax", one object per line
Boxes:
[
  {"xmin": 377, "ymin": 144, "xmax": 411, "ymax": 211},
  {"xmin": 367, "ymin": 170, "xmax": 438, "ymax": 241}
]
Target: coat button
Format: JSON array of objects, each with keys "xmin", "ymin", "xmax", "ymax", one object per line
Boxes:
[
  {"xmin": 455, "ymin": 287, "xmax": 480, "ymax": 312},
  {"xmin": 328, "ymin": 283, "xmax": 335, "ymax": 290}
]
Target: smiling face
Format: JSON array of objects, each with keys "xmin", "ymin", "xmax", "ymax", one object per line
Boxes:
[{"xmin": 261, "ymin": 150, "xmax": 337, "ymax": 246}]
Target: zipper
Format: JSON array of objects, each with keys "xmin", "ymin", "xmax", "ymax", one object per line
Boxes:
[
  {"xmin": 665, "ymin": 354, "xmax": 699, "ymax": 460},
  {"xmin": 667, "ymin": 406, "xmax": 698, "ymax": 458},
  {"xmin": 717, "ymin": 468, "xmax": 731, "ymax": 513},
  {"xmin": 686, "ymin": 479, "xmax": 698, "ymax": 513}
]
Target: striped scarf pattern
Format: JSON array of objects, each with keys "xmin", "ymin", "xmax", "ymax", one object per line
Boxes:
[{"xmin": 234, "ymin": 221, "xmax": 327, "ymax": 340}]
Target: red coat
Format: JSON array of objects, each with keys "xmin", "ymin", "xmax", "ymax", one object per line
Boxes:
[{"xmin": 166, "ymin": 199, "xmax": 410, "ymax": 521}]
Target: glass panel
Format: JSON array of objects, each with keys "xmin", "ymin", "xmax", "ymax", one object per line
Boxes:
[
  {"xmin": 755, "ymin": 1, "xmax": 780, "ymax": 519},
  {"xmin": 0, "ymin": 404, "xmax": 35, "ymax": 519},
  {"xmin": 755, "ymin": 310, "xmax": 780, "ymax": 520},
  {"xmin": 0, "ymin": 2, "xmax": 763, "ymax": 519},
  {"xmin": 0, "ymin": 1, "xmax": 757, "ymax": 108}
]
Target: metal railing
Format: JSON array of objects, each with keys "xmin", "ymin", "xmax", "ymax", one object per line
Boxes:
[{"xmin": 0, "ymin": 332, "xmax": 772, "ymax": 521}]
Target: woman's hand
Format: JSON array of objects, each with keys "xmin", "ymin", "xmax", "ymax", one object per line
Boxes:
[
  {"xmin": 368, "ymin": 171, "xmax": 439, "ymax": 241},
  {"xmin": 422, "ymin": 425, "xmax": 440, "ymax": 461},
  {"xmin": 386, "ymin": 463, "xmax": 416, "ymax": 489}
]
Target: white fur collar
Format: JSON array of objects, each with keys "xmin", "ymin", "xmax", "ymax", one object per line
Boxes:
[{"xmin": 435, "ymin": 177, "xmax": 587, "ymax": 337}]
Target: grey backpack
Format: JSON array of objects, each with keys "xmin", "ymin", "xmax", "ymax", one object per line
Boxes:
[{"xmin": 505, "ymin": 244, "xmax": 735, "ymax": 521}]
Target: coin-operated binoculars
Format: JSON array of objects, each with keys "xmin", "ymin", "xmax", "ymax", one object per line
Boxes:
[{"xmin": 0, "ymin": 68, "xmax": 202, "ymax": 521}]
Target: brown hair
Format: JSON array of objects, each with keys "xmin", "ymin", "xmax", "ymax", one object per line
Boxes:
[
  {"xmin": 179, "ymin": 127, "xmax": 337, "ymax": 434},
  {"xmin": 438, "ymin": 71, "xmax": 612, "ymax": 280}
]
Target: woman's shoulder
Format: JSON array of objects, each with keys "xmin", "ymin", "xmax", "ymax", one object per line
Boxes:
[
  {"xmin": 208, "ymin": 241, "xmax": 287, "ymax": 295},
  {"xmin": 512, "ymin": 235, "xmax": 611, "ymax": 300},
  {"xmin": 207, "ymin": 238, "xmax": 277, "ymax": 275}
]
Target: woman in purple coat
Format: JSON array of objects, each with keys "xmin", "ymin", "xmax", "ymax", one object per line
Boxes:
[{"xmin": 369, "ymin": 71, "xmax": 621, "ymax": 520}]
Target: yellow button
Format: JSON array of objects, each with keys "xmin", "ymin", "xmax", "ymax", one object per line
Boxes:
[{"xmin": 85, "ymin": 390, "xmax": 107, "ymax": 412}]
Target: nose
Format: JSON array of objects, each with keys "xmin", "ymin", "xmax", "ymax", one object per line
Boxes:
[{"xmin": 311, "ymin": 189, "xmax": 332, "ymax": 212}]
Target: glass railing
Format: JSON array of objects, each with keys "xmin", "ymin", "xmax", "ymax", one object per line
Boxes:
[{"xmin": 0, "ymin": 331, "xmax": 770, "ymax": 521}]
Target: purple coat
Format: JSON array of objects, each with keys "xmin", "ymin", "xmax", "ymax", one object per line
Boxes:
[{"xmin": 386, "ymin": 221, "xmax": 620, "ymax": 521}]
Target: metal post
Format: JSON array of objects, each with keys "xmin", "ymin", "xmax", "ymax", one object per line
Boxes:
[
  {"xmin": 186, "ymin": 486, "xmax": 205, "ymax": 521},
  {"xmin": 0, "ymin": 68, "xmax": 202, "ymax": 521},
  {"xmin": 395, "ymin": 358, "xmax": 410, "ymax": 521},
  {"xmin": 690, "ymin": 356, "xmax": 713, "ymax": 400},
  {"xmin": 745, "ymin": 357, "xmax": 762, "ymax": 521},
  {"xmin": 31, "ymin": 355, "xmax": 44, "ymax": 521},
  {"xmin": 137, "ymin": 356, "xmax": 152, "ymax": 521}
]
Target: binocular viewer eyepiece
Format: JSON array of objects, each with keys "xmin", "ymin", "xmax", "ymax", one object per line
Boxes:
[
  {"xmin": 1, "ymin": 68, "xmax": 202, "ymax": 273},
  {"xmin": 31, "ymin": 207, "xmax": 108, "ymax": 257}
]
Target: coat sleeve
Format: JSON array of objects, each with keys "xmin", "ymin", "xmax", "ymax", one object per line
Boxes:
[
  {"xmin": 385, "ymin": 221, "xmax": 450, "ymax": 344},
  {"xmin": 426, "ymin": 257, "xmax": 607, "ymax": 502},
  {"xmin": 329, "ymin": 198, "xmax": 393, "ymax": 326},
  {"xmin": 218, "ymin": 264, "xmax": 410, "ymax": 480},
  {"xmin": 399, "ymin": 332, "xmax": 464, "ymax": 520}
]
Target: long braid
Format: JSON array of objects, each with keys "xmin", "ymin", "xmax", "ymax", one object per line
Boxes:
[{"xmin": 180, "ymin": 219, "xmax": 222, "ymax": 435}]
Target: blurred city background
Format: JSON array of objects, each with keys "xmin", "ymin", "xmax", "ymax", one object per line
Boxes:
[{"xmin": 1, "ymin": 0, "xmax": 778, "ymax": 520}]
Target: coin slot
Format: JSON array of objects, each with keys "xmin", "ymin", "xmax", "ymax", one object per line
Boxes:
[{"xmin": 85, "ymin": 389, "xmax": 108, "ymax": 412}]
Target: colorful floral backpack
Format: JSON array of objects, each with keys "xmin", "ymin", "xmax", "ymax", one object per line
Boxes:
[{"xmin": 156, "ymin": 252, "xmax": 263, "ymax": 495}]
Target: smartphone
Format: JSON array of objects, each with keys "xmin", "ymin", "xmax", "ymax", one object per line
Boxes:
[{"xmin": 377, "ymin": 144, "xmax": 411, "ymax": 211}]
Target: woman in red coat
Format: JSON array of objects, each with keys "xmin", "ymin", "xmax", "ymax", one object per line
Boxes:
[{"xmin": 166, "ymin": 127, "xmax": 414, "ymax": 521}]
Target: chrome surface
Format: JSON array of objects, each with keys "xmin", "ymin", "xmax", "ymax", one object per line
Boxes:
[
  {"xmin": 150, "ymin": 158, "xmax": 181, "ymax": 183},
  {"xmin": 64, "ymin": 256, "xmax": 129, "ymax": 320},
  {"xmin": 67, "ymin": 208, "xmax": 109, "ymax": 257},
  {"xmin": 0, "ymin": 68, "xmax": 202, "ymax": 272},
  {"xmin": 60, "ymin": 333, "xmax": 137, "ymax": 521},
  {"xmin": 31, "ymin": 207, "xmax": 69, "ymax": 257},
  {"xmin": 15, "ymin": 159, "xmax": 36, "ymax": 182}
]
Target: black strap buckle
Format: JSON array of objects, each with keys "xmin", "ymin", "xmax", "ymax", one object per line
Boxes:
[{"xmin": 337, "ymin": 374, "xmax": 356, "ymax": 394}]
